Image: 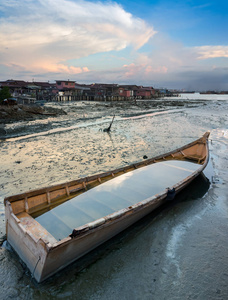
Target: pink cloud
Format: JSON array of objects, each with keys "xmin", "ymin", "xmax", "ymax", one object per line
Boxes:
[
  {"xmin": 123, "ymin": 63, "xmax": 168, "ymax": 78},
  {"xmin": 32, "ymin": 62, "xmax": 90, "ymax": 74}
]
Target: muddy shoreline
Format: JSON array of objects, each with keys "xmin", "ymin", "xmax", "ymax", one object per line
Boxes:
[
  {"xmin": 0, "ymin": 98, "xmax": 206, "ymax": 122},
  {"xmin": 0, "ymin": 99, "xmax": 207, "ymax": 140},
  {"xmin": 0, "ymin": 96, "xmax": 228, "ymax": 299}
]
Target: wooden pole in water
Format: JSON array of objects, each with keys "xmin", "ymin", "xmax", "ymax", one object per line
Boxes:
[{"xmin": 103, "ymin": 115, "xmax": 115, "ymax": 132}]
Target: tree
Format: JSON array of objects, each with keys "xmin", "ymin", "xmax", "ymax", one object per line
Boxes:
[{"xmin": 0, "ymin": 86, "xmax": 11, "ymax": 103}]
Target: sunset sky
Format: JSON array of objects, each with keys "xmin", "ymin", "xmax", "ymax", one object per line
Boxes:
[{"xmin": 0, "ymin": 0, "xmax": 227, "ymax": 90}]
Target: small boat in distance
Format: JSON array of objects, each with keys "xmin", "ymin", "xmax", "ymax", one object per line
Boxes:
[{"xmin": 4, "ymin": 132, "xmax": 210, "ymax": 283}]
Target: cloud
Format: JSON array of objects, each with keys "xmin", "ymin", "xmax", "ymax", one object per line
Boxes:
[
  {"xmin": 195, "ymin": 46, "xmax": 228, "ymax": 59},
  {"xmin": 0, "ymin": 0, "xmax": 227, "ymax": 91},
  {"xmin": 73, "ymin": 34, "xmax": 227, "ymax": 89},
  {"xmin": 0, "ymin": 0, "xmax": 156, "ymax": 79},
  {"xmin": 122, "ymin": 63, "xmax": 167, "ymax": 79},
  {"xmin": 33, "ymin": 62, "xmax": 90, "ymax": 74}
]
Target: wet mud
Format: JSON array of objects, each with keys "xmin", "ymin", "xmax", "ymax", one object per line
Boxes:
[{"xmin": 0, "ymin": 96, "xmax": 228, "ymax": 299}]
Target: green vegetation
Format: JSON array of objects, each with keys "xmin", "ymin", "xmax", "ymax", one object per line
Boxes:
[{"xmin": 0, "ymin": 86, "xmax": 11, "ymax": 103}]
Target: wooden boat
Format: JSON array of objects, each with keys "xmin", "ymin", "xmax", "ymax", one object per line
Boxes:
[{"xmin": 4, "ymin": 132, "xmax": 210, "ymax": 283}]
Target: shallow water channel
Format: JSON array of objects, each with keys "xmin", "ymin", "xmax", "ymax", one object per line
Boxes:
[{"xmin": 0, "ymin": 96, "xmax": 228, "ymax": 299}]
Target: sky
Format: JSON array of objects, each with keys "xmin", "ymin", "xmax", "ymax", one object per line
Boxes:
[{"xmin": 0, "ymin": 0, "xmax": 228, "ymax": 90}]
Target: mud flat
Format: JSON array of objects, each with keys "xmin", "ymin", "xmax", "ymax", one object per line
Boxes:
[
  {"xmin": 0, "ymin": 99, "xmax": 207, "ymax": 139},
  {"xmin": 0, "ymin": 96, "xmax": 228, "ymax": 299}
]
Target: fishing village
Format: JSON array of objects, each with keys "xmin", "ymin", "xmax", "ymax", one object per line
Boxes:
[{"xmin": 0, "ymin": 79, "xmax": 173, "ymax": 103}]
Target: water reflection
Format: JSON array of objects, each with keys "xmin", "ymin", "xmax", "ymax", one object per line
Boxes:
[
  {"xmin": 171, "ymin": 172, "xmax": 210, "ymax": 203},
  {"xmin": 36, "ymin": 161, "xmax": 200, "ymax": 241}
]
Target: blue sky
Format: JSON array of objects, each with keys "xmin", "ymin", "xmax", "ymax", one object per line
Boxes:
[{"xmin": 0, "ymin": 0, "xmax": 228, "ymax": 90}]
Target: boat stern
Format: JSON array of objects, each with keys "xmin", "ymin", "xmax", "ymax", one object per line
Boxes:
[{"xmin": 4, "ymin": 200, "xmax": 55, "ymax": 282}]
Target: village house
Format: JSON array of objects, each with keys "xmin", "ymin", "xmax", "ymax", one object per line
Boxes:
[
  {"xmin": 75, "ymin": 83, "xmax": 91, "ymax": 97},
  {"xmin": 55, "ymin": 80, "xmax": 93, "ymax": 101},
  {"xmin": 135, "ymin": 86, "xmax": 154, "ymax": 99},
  {"xmin": 28, "ymin": 82, "xmax": 55, "ymax": 100},
  {"xmin": 118, "ymin": 85, "xmax": 138, "ymax": 98},
  {"xmin": 158, "ymin": 88, "xmax": 173, "ymax": 97},
  {"xmin": 56, "ymin": 80, "xmax": 76, "ymax": 91},
  {"xmin": 0, "ymin": 79, "xmax": 55, "ymax": 102},
  {"xmin": 118, "ymin": 87, "xmax": 133, "ymax": 98},
  {"xmin": 0, "ymin": 80, "xmax": 28, "ymax": 96},
  {"xmin": 89, "ymin": 83, "xmax": 120, "ymax": 100}
]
